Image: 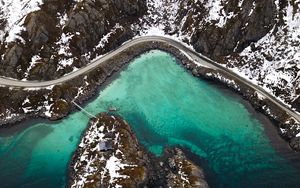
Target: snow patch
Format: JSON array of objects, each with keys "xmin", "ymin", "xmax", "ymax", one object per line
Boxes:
[
  {"xmin": 0, "ymin": 0, "xmax": 43, "ymax": 42},
  {"xmin": 105, "ymin": 155, "xmax": 129, "ymax": 184}
]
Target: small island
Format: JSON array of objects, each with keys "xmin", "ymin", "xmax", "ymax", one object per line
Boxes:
[{"xmin": 69, "ymin": 113, "xmax": 209, "ymax": 188}]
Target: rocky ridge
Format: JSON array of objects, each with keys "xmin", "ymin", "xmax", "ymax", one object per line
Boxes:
[
  {"xmin": 69, "ymin": 113, "xmax": 209, "ymax": 188},
  {"xmin": 134, "ymin": 0, "xmax": 276, "ymax": 59}
]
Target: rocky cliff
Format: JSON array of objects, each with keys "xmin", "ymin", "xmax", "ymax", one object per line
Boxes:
[{"xmin": 0, "ymin": 0, "xmax": 146, "ymax": 80}]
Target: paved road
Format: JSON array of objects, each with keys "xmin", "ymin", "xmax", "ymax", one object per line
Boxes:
[{"xmin": 0, "ymin": 36, "xmax": 299, "ymax": 122}]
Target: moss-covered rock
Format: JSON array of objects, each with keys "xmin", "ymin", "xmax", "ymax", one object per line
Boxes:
[{"xmin": 50, "ymin": 99, "xmax": 70, "ymax": 120}]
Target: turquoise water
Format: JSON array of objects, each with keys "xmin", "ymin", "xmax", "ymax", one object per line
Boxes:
[{"xmin": 0, "ymin": 50, "xmax": 300, "ymax": 187}]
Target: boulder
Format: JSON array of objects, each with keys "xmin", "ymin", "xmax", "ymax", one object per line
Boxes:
[
  {"xmin": 290, "ymin": 137, "xmax": 300, "ymax": 151},
  {"xmin": 50, "ymin": 99, "xmax": 70, "ymax": 120},
  {"xmin": 164, "ymin": 148, "xmax": 209, "ymax": 188},
  {"xmin": 24, "ymin": 11, "xmax": 58, "ymax": 51},
  {"xmin": 279, "ymin": 119, "xmax": 300, "ymax": 140}
]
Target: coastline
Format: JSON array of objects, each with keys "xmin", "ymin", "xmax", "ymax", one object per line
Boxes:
[
  {"xmin": 0, "ymin": 41, "xmax": 299, "ymax": 152},
  {"xmin": 68, "ymin": 113, "xmax": 209, "ymax": 187},
  {"xmin": 1, "ymin": 42, "xmax": 300, "ymax": 187},
  {"xmin": 67, "ymin": 56, "xmax": 300, "ymax": 187}
]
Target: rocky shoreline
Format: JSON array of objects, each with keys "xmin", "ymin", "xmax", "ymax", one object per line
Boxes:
[
  {"xmin": 69, "ymin": 113, "xmax": 209, "ymax": 187},
  {"xmin": 2, "ymin": 40, "xmax": 300, "ymax": 151},
  {"xmin": 1, "ymin": 40, "xmax": 300, "ymax": 151}
]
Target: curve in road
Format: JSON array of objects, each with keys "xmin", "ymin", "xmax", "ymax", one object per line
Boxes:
[{"xmin": 0, "ymin": 36, "xmax": 299, "ymax": 123}]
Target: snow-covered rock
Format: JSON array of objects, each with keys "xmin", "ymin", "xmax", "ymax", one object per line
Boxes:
[{"xmin": 69, "ymin": 113, "xmax": 209, "ymax": 187}]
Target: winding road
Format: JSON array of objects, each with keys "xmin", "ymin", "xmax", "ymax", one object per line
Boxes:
[{"xmin": 0, "ymin": 36, "xmax": 299, "ymax": 122}]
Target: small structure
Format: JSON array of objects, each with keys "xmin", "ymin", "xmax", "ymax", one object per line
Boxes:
[
  {"xmin": 71, "ymin": 100, "xmax": 97, "ymax": 118},
  {"xmin": 98, "ymin": 140, "xmax": 113, "ymax": 152},
  {"xmin": 108, "ymin": 106, "xmax": 118, "ymax": 112}
]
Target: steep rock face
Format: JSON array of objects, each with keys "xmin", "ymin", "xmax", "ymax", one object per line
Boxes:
[
  {"xmin": 1, "ymin": 45, "xmax": 23, "ymax": 78},
  {"xmin": 2, "ymin": 10, "xmax": 59, "ymax": 79},
  {"xmin": 64, "ymin": 0, "xmax": 146, "ymax": 54},
  {"xmin": 25, "ymin": 11, "xmax": 58, "ymax": 51},
  {"xmin": 146, "ymin": 0, "xmax": 276, "ymax": 60},
  {"xmin": 190, "ymin": 0, "xmax": 276, "ymax": 59},
  {"xmin": 0, "ymin": 0, "xmax": 70, "ymax": 79},
  {"xmin": 0, "ymin": 0, "xmax": 146, "ymax": 80},
  {"xmin": 112, "ymin": 0, "xmax": 145, "ymax": 15},
  {"xmin": 134, "ymin": 0, "xmax": 276, "ymax": 59},
  {"xmin": 224, "ymin": 0, "xmax": 300, "ymax": 111}
]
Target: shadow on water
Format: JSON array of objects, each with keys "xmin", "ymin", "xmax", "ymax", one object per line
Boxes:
[
  {"xmin": 0, "ymin": 118, "xmax": 59, "ymax": 137},
  {"xmin": 180, "ymin": 140, "xmax": 300, "ymax": 188},
  {"xmin": 0, "ymin": 125, "xmax": 54, "ymax": 188},
  {"xmin": 210, "ymin": 82, "xmax": 300, "ymax": 169},
  {"xmin": 174, "ymin": 81, "xmax": 300, "ymax": 188},
  {"xmin": 179, "ymin": 146, "xmax": 220, "ymax": 188}
]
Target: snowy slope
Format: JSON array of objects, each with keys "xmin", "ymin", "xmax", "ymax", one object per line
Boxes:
[
  {"xmin": 132, "ymin": 0, "xmax": 300, "ymax": 112},
  {"xmin": 0, "ymin": 0, "xmax": 43, "ymax": 43},
  {"xmin": 70, "ymin": 115, "xmax": 147, "ymax": 188},
  {"xmin": 226, "ymin": 0, "xmax": 300, "ymax": 109}
]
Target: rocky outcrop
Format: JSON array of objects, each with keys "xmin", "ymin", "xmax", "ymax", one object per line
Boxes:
[
  {"xmin": 1, "ymin": 45, "xmax": 23, "ymax": 78},
  {"xmin": 25, "ymin": 11, "xmax": 58, "ymax": 51},
  {"xmin": 64, "ymin": 0, "xmax": 146, "ymax": 54},
  {"xmin": 50, "ymin": 99, "xmax": 70, "ymax": 120},
  {"xmin": 112, "ymin": 0, "xmax": 145, "ymax": 15},
  {"xmin": 163, "ymin": 148, "xmax": 209, "ymax": 188},
  {"xmin": 134, "ymin": 0, "xmax": 276, "ymax": 60},
  {"xmin": 69, "ymin": 113, "xmax": 149, "ymax": 187},
  {"xmin": 189, "ymin": 0, "xmax": 276, "ymax": 60},
  {"xmin": 279, "ymin": 118, "xmax": 300, "ymax": 141},
  {"xmin": 0, "ymin": 0, "xmax": 147, "ymax": 80},
  {"xmin": 278, "ymin": 118, "xmax": 300, "ymax": 151},
  {"xmin": 290, "ymin": 137, "xmax": 300, "ymax": 151},
  {"xmin": 69, "ymin": 113, "xmax": 209, "ymax": 187}
]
